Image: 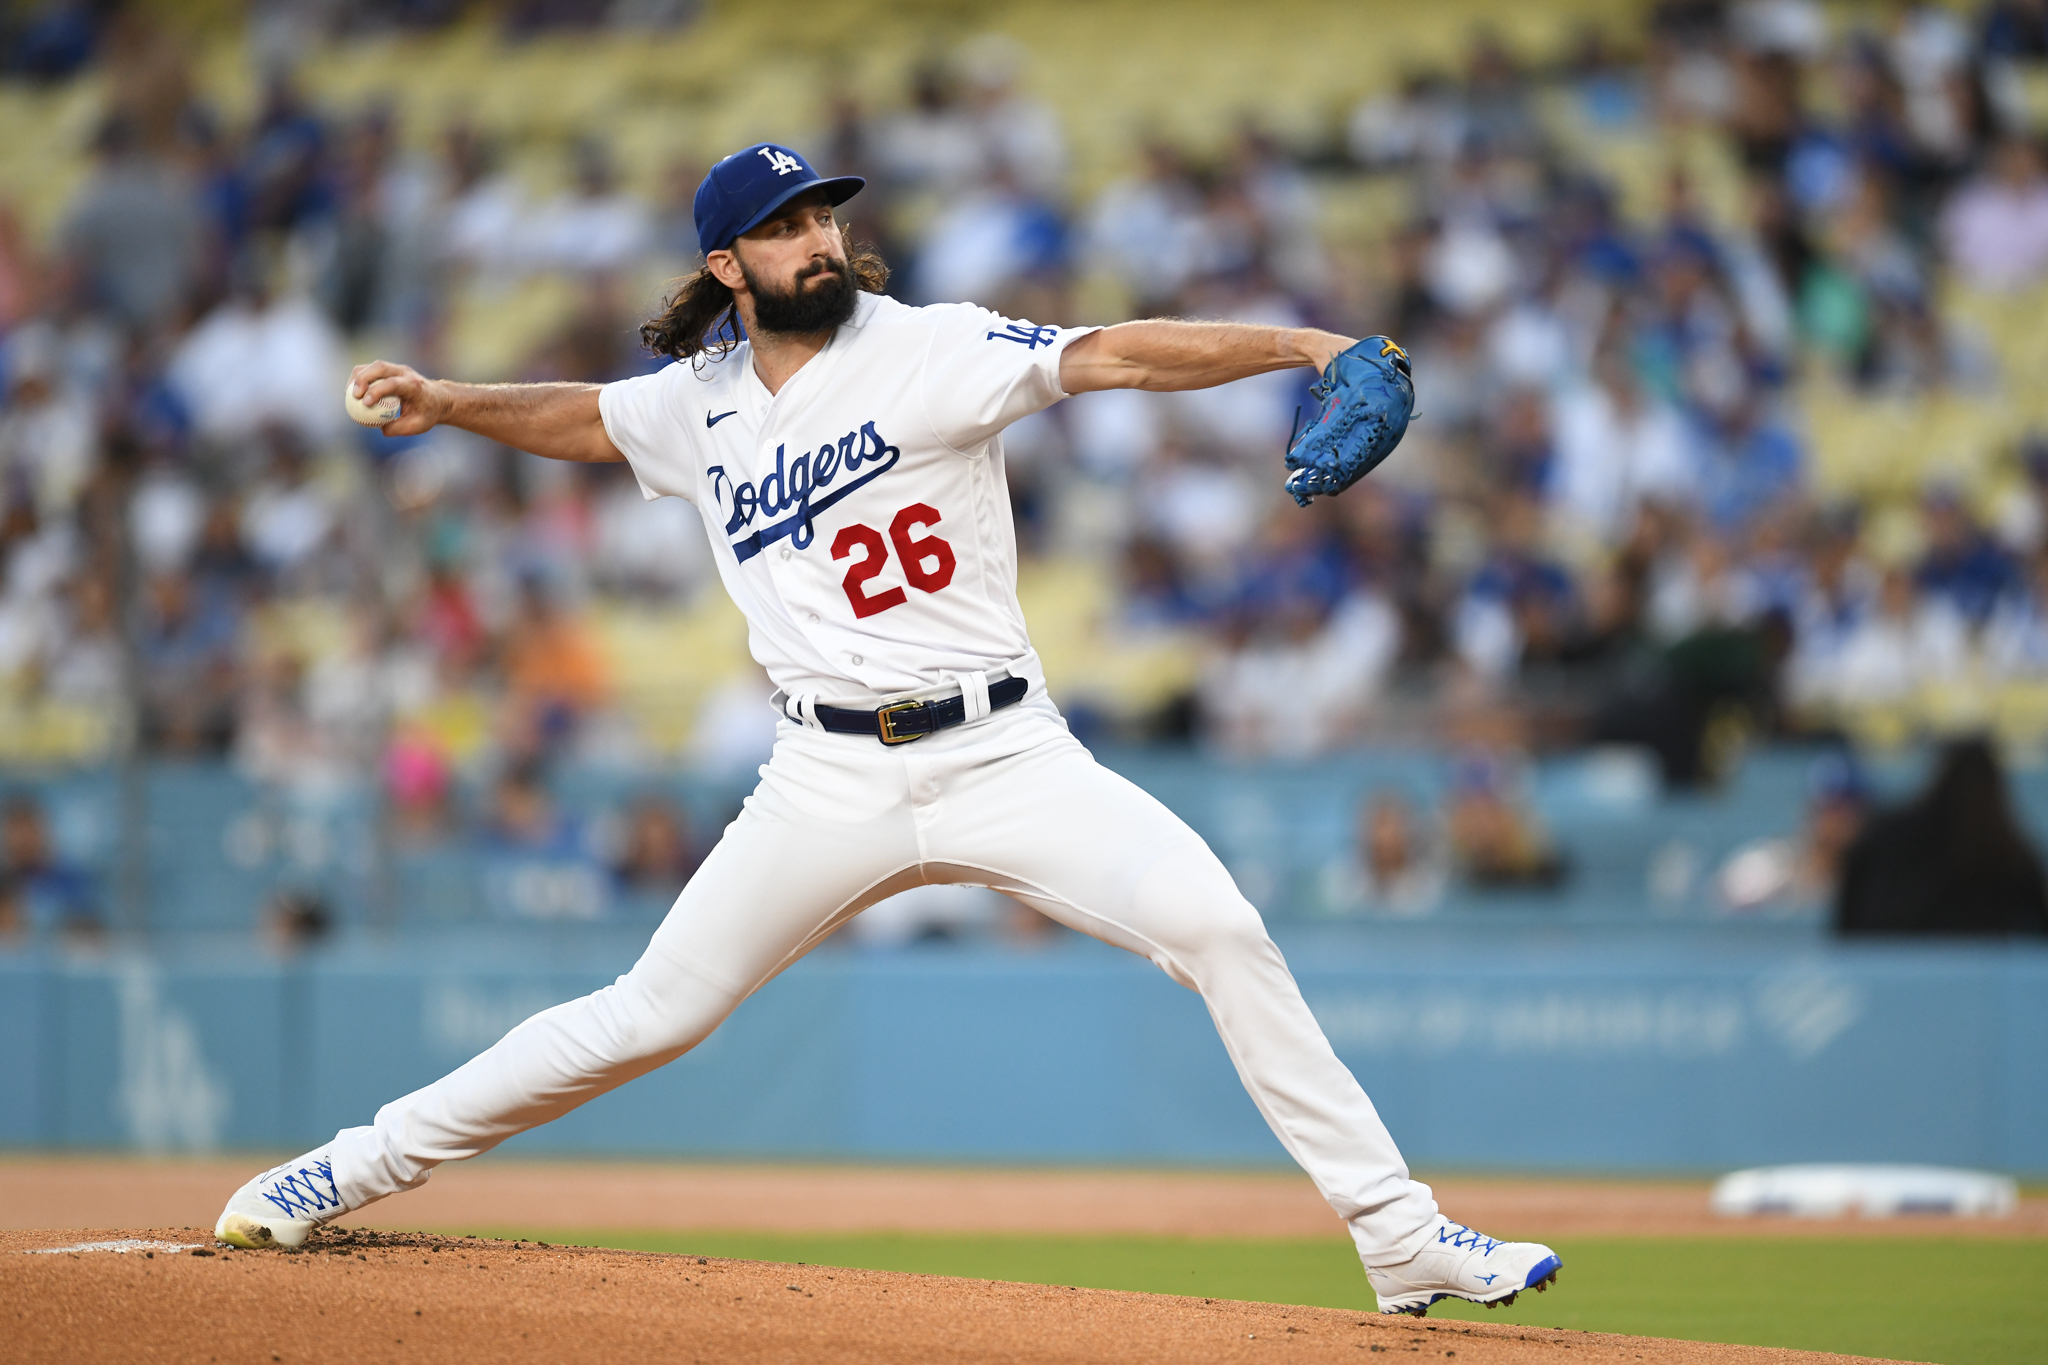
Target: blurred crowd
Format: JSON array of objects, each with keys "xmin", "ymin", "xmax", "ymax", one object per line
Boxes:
[
  {"xmin": 1331, "ymin": 734, "xmax": 2047, "ymax": 935},
  {"xmin": 2, "ymin": 1, "xmax": 2048, "ymax": 931}
]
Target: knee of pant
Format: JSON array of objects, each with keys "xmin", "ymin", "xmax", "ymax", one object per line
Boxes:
[
  {"xmin": 592, "ymin": 974, "xmax": 734, "ymax": 1062},
  {"xmin": 1132, "ymin": 851, "xmax": 1274, "ymax": 968}
]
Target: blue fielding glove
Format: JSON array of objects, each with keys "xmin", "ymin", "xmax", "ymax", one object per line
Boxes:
[{"xmin": 1282, "ymin": 335, "xmax": 1414, "ymax": 506}]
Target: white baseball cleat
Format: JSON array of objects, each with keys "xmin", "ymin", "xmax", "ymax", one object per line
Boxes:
[
  {"xmin": 1366, "ymin": 1216, "xmax": 1561, "ymax": 1316},
  {"xmin": 214, "ymin": 1148, "xmax": 349, "ymax": 1249}
]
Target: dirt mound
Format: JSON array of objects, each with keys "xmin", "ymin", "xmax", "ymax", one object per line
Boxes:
[{"xmin": 3, "ymin": 1227, "xmax": 1904, "ymax": 1365}]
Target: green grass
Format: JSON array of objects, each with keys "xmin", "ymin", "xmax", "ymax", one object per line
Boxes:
[{"xmin": 459, "ymin": 1227, "xmax": 2047, "ymax": 1365}]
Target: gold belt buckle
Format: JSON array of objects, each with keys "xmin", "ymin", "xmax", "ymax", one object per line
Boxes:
[{"xmin": 876, "ymin": 699, "xmax": 928, "ymax": 745}]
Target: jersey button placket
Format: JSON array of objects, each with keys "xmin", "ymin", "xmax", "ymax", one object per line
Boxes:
[{"xmin": 756, "ymin": 403, "xmax": 812, "ymax": 625}]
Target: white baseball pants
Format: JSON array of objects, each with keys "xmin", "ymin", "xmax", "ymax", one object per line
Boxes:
[{"xmin": 331, "ymin": 697, "xmax": 1441, "ymax": 1267}]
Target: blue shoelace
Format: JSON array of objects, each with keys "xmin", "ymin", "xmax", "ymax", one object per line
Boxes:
[
  {"xmin": 260, "ymin": 1158, "xmax": 341, "ymax": 1219},
  {"xmin": 1436, "ymin": 1222, "xmax": 1502, "ymax": 1255}
]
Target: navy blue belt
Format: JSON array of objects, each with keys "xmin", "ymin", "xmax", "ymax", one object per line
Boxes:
[{"xmin": 816, "ymin": 675, "xmax": 1029, "ymax": 745}]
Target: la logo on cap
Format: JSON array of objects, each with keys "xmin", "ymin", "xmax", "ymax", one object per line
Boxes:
[{"xmin": 758, "ymin": 147, "xmax": 803, "ymax": 176}]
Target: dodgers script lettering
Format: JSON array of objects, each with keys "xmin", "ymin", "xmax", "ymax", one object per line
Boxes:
[{"xmin": 708, "ymin": 421, "xmax": 903, "ymax": 564}]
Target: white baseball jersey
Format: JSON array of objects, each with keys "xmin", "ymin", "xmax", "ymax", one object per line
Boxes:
[
  {"xmin": 598, "ymin": 291, "xmax": 1097, "ymax": 707},
  {"xmin": 305, "ymin": 288, "xmax": 1446, "ymax": 1280}
]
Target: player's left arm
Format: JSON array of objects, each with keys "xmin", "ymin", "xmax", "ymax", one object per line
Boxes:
[{"xmin": 1056, "ymin": 320, "xmax": 1356, "ymax": 394}]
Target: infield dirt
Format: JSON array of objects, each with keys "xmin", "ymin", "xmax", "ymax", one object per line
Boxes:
[{"xmin": 3, "ymin": 1226, "xmax": 1909, "ymax": 1365}]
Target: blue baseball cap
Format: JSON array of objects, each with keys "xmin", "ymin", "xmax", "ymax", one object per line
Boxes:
[{"xmin": 693, "ymin": 143, "xmax": 864, "ymax": 254}]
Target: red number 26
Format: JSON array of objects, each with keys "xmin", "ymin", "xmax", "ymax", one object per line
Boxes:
[{"xmin": 831, "ymin": 502, "xmax": 957, "ymax": 619}]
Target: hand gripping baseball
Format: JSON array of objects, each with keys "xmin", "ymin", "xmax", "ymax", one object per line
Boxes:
[
  {"xmin": 1282, "ymin": 336, "xmax": 1414, "ymax": 506},
  {"xmin": 346, "ymin": 361, "xmax": 447, "ymax": 437}
]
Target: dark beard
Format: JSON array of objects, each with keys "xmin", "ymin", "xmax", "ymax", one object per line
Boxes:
[{"xmin": 741, "ymin": 254, "xmax": 858, "ymax": 336}]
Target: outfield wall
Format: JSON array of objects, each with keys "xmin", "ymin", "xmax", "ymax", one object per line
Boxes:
[
  {"xmin": 4, "ymin": 930, "xmax": 2044, "ymax": 1174},
  {"xmin": 0, "ymin": 746, "xmax": 2017, "ymax": 936}
]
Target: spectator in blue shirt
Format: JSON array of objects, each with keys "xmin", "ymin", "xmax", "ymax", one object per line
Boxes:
[
  {"xmin": 1916, "ymin": 489, "xmax": 2016, "ymax": 624},
  {"xmin": 1699, "ymin": 396, "xmax": 1804, "ymax": 533},
  {"xmin": 0, "ymin": 794, "xmax": 99, "ymax": 945}
]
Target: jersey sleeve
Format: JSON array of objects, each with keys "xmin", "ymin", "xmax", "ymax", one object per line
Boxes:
[
  {"xmin": 920, "ymin": 305, "xmax": 1100, "ymax": 454},
  {"xmin": 598, "ymin": 364, "xmax": 700, "ymax": 503}
]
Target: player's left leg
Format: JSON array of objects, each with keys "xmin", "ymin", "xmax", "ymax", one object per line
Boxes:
[{"xmin": 916, "ymin": 701, "xmax": 1559, "ymax": 1312}]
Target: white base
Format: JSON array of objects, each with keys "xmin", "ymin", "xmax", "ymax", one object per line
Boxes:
[{"xmin": 1712, "ymin": 1164, "xmax": 2018, "ymax": 1218}]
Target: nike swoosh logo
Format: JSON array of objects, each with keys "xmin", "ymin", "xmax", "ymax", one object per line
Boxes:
[{"xmin": 706, "ymin": 410, "xmax": 738, "ymax": 428}]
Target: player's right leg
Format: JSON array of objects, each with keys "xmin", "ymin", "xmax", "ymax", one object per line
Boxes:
[{"xmin": 216, "ymin": 724, "xmax": 920, "ymax": 1248}]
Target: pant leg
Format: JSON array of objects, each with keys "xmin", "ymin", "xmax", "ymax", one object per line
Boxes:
[
  {"xmin": 915, "ymin": 704, "xmax": 1440, "ymax": 1268},
  {"xmin": 332, "ymin": 725, "xmax": 920, "ymax": 1211}
]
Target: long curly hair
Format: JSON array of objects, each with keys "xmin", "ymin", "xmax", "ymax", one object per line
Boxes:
[{"xmin": 639, "ymin": 235, "xmax": 891, "ymax": 364}]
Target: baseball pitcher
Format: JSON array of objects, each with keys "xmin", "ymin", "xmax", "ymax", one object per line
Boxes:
[{"xmin": 215, "ymin": 143, "xmax": 1559, "ymax": 1317}]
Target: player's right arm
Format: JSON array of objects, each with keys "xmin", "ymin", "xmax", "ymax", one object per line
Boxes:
[{"xmin": 349, "ymin": 361, "xmax": 624, "ymax": 463}]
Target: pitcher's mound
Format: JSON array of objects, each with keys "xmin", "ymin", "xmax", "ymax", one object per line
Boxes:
[{"xmin": 2, "ymin": 1227, "xmax": 1898, "ymax": 1364}]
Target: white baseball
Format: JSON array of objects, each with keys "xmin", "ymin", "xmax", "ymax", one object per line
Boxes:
[{"xmin": 344, "ymin": 378, "xmax": 402, "ymax": 426}]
